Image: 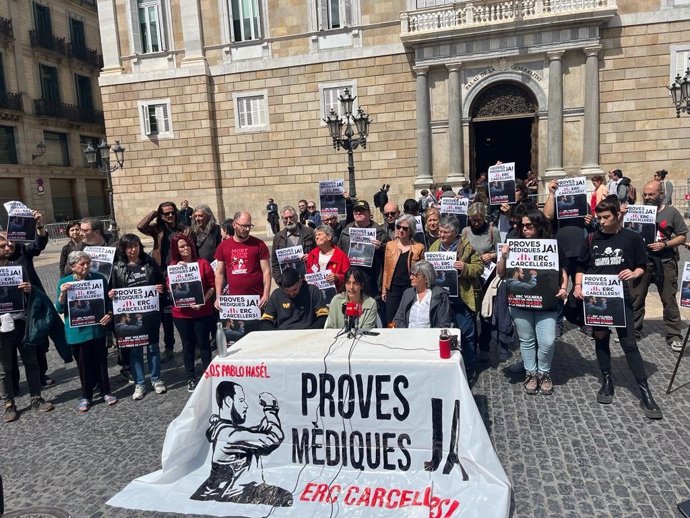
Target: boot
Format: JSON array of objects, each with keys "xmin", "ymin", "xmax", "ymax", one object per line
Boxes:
[
  {"xmin": 637, "ymin": 379, "xmax": 662, "ymax": 420},
  {"xmin": 596, "ymin": 369, "xmax": 614, "ymax": 404}
]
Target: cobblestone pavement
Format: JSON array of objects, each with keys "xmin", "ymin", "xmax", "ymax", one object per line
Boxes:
[{"xmin": 1, "ymin": 242, "xmax": 689, "ymax": 517}]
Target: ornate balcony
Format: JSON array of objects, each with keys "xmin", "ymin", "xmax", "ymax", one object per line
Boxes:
[
  {"xmin": 68, "ymin": 43, "xmax": 104, "ymax": 69},
  {"xmin": 34, "ymin": 98, "xmax": 104, "ymax": 126},
  {"xmin": 0, "ymin": 92, "xmax": 23, "ymax": 112},
  {"xmin": 401, "ymin": 0, "xmax": 617, "ymax": 44},
  {"xmin": 29, "ymin": 30, "xmax": 67, "ymax": 56},
  {"xmin": 0, "ymin": 17, "xmax": 14, "ymax": 47}
]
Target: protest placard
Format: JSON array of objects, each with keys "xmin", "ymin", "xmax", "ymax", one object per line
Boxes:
[
  {"xmin": 488, "ymin": 162, "xmax": 516, "ymax": 205},
  {"xmin": 680, "ymin": 262, "xmax": 690, "ymax": 309},
  {"xmin": 623, "ymin": 205, "xmax": 657, "ymax": 245},
  {"xmin": 0, "ymin": 265, "xmax": 24, "ymax": 313},
  {"xmin": 84, "ymin": 246, "xmax": 116, "ymax": 281},
  {"xmin": 218, "ymin": 295, "xmax": 261, "ymax": 344},
  {"xmin": 425, "ymin": 251, "xmax": 458, "ymax": 297},
  {"xmin": 168, "ymin": 262, "xmax": 205, "ymax": 307},
  {"xmin": 555, "ymin": 177, "xmax": 588, "ymax": 219},
  {"xmin": 348, "ymin": 227, "xmax": 376, "ymax": 267},
  {"xmin": 275, "ymin": 246, "xmax": 306, "ymax": 277},
  {"xmin": 319, "ymin": 179, "xmax": 346, "ymax": 218},
  {"xmin": 413, "ymin": 215, "xmax": 426, "ymax": 246},
  {"xmin": 505, "ymin": 239, "xmax": 560, "ymax": 311},
  {"xmin": 67, "ymin": 279, "xmax": 105, "ymax": 327},
  {"xmin": 304, "ymin": 270, "xmax": 337, "ymax": 305},
  {"xmin": 3, "ymin": 201, "xmax": 36, "ymax": 243},
  {"xmin": 440, "ymin": 197, "xmax": 469, "ymax": 230},
  {"xmin": 582, "ymin": 274, "xmax": 625, "ymax": 327},
  {"xmin": 112, "ymin": 285, "xmax": 161, "ymax": 347}
]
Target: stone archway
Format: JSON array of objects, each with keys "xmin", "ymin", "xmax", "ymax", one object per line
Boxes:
[{"xmin": 469, "ymin": 81, "xmax": 538, "ymax": 182}]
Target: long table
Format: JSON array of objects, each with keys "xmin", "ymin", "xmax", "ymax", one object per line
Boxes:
[{"xmin": 108, "ymin": 329, "xmax": 511, "ymax": 517}]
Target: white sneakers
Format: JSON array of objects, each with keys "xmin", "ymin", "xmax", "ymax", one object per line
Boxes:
[
  {"xmin": 670, "ymin": 341, "xmax": 684, "ymax": 353},
  {"xmin": 153, "ymin": 380, "xmax": 167, "ymax": 394},
  {"xmin": 132, "ymin": 385, "xmax": 145, "ymax": 400}
]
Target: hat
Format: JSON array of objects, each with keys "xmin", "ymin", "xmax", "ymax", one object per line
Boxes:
[{"xmin": 353, "ymin": 200, "xmax": 370, "ymax": 211}]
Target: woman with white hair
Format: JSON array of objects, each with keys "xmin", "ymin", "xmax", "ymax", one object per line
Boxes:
[
  {"xmin": 186, "ymin": 204, "xmax": 221, "ymax": 262},
  {"xmin": 393, "ymin": 260, "xmax": 453, "ymax": 328}
]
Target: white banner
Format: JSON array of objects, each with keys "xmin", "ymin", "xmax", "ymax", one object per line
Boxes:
[
  {"xmin": 440, "ymin": 198, "xmax": 468, "ymax": 215},
  {"xmin": 219, "ymin": 295, "xmax": 261, "ymax": 321},
  {"xmin": 108, "ymin": 329, "xmax": 510, "ymax": 518}
]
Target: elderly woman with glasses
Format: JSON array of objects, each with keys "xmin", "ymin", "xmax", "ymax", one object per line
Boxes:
[
  {"xmin": 306, "ymin": 225, "xmax": 350, "ymax": 292},
  {"xmin": 185, "ymin": 204, "xmax": 221, "ymax": 262},
  {"xmin": 381, "ymin": 214, "xmax": 425, "ymax": 324},
  {"xmin": 427, "ymin": 216, "xmax": 483, "ymax": 381},
  {"xmin": 393, "ymin": 260, "xmax": 453, "ymax": 328}
]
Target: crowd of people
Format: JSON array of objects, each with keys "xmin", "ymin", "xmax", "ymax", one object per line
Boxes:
[{"xmin": 0, "ymin": 168, "xmax": 686, "ymax": 423}]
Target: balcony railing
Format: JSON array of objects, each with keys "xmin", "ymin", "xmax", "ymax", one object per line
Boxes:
[
  {"xmin": 29, "ymin": 30, "xmax": 67, "ymax": 56},
  {"xmin": 34, "ymin": 98, "xmax": 104, "ymax": 125},
  {"xmin": 68, "ymin": 43, "xmax": 104, "ymax": 69},
  {"xmin": 401, "ymin": 0, "xmax": 617, "ymax": 36},
  {"xmin": 0, "ymin": 91, "xmax": 23, "ymax": 112},
  {"xmin": 0, "ymin": 17, "xmax": 13, "ymax": 46}
]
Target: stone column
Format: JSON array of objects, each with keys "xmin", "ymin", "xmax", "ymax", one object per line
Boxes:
[
  {"xmin": 97, "ymin": 0, "xmax": 123, "ymax": 75},
  {"xmin": 581, "ymin": 46, "xmax": 603, "ymax": 176},
  {"xmin": 446, "ymin": 63, "xmax": 464, "ymax": 184},
  {"xmin": 545, "ymin": 50, "xmax": 565, "ymax": 177},
  {"xmin": 180, "ymin": 0, "xmax": 208, "ymax": 69},
  {"xmin": 415, "ymin": 66, "xmax": 433, "ymax": 189}
]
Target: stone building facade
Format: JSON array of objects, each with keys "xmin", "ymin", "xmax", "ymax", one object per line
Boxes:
[
  {"xmin": 97, "ymin": 0, "xmax": 690, "ymax": 233},
  {"xmin": 0, "ymin": 0, "xmax": 107, "ymax": 228}
]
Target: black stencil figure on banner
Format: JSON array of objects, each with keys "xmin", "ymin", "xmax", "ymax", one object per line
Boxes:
[{"xmin": 191, "ymin": 381, "xmax": 294, "ymax": 507}]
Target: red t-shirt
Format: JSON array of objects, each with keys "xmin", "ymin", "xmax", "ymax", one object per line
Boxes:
[{"xmin": 214, "ymin": 236, "xmax": 269, "ymax": 296}]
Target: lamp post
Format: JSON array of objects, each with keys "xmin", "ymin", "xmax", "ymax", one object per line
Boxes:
[
  {"xmin": 83, "ymin": 138, "xmax": 125, "ymax": 237},
  {"xmin": 668, "ymin": 67, "xmax": 690, "ymax": 117},
  {"xmin": 323, "ymin": 88, "xmax": 372, "ymax": 198}
]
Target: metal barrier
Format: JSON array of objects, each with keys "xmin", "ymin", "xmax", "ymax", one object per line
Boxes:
[{"xmin": 44, "ymin": 216, "xmax": 114, "ymax": 244}]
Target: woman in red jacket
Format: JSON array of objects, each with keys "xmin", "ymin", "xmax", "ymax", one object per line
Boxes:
[
  {"xmin": 306, "ymin": 225, "xmax": 350, "ymax": 292},
  {"xmin": 168, "ymin": 233, "xmax": 216, "ymax": 393}
]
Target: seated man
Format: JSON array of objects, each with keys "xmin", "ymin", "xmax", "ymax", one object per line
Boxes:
[{"xmin": 259, "ymin": 268, "xmax": 328, "ymax": 330}]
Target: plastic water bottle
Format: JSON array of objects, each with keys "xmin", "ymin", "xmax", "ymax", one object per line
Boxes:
[{"xmin": 215, "ymin": 322, "xmax": 228, "ymax": 358}]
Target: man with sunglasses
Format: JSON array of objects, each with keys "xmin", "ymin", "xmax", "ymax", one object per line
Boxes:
[
  {"xmin": 322, "ymin": 213, "xmax": 344, "ymax": 242},
  {"xmin": 382, "ymin": 202, "xmax": 400, "ymax": 240}
]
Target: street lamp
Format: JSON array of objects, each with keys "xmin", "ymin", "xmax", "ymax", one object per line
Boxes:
[
  {"xmin": 84, "ymin": 138, "xmax": 125, "ymax": 237},
  {"xmin": 668, "ymin": 67, "xmax": 690, "ymax": 117},
  {"xmin": 323, "ymin": 88, "xmax": 372, "ymax": 198}
]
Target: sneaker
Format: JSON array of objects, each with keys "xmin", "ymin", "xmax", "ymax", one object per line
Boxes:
[
  {"xmin": 4, "ymin": 402, "xmax": 18, "ymax": 422},
  {"xmin": 187, "ymin": 380, "xmax": 196, "ymax": 393},
  {"xmin": 508, "ymin": 360, "xmax": 525, "ymax": 373},
  {"xmin": 670, "ymin": 341, "xmax": 684, "ymax": 353},
  {"xmin": 132, "ymin": 385, "xmax": 146, "ymax": 401},
  {"xmin": 539, "ymin": 373, "xmax": 554, "ymax": 396},
  {"xmin": 152, "ymin": 380, "xmax": 167, "ymax": 394},
  {"xmin": 161, "ymin": 349, "xmax": 175, "ymax": 363},
  {"xmin": 103, "ymin": 394, "xmax": 118, "ymax": 406},
  {"xmin": 41, "ymin": 375, "xmax": 56, "ymax": 387},
  {"xmin": 523, "ymin": 373, "xmax": 539, "ymax": 395},
  {"xmin": 120, "ymin": 367, "xmax": 134, "ymax": 384},
  {"xmin": 77, "ymin": 398, "xmax": 91, "ymax": 413},
  {"xmin": 31, "ymin": 397, "xmax": 55, "ymax": 412}
]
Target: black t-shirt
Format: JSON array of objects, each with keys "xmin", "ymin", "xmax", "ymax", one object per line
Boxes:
[
  {"xmin": 391, "ymin": 250, "xmax": 410, "ymax": 289},
  {"xmin": 553, "ymin": 217, "xmax": 587, "ymax": 259},
  {"xmin": 577, "ymin": 229, "xmax": 647, "ymax": 275}
]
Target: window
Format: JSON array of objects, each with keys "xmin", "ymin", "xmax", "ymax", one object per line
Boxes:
[
  {"xmin": 230, "ymin": 0, "xmax": 262, "ymax": 42},
  {"xmin": 320, "ymin": 83, "xmax": 356, "ymax": 119},
  {"xmin": 51, "ymin": 179, "xmax": 78, "ymax": 221},
  {"xmin": 138, "ymin": 99, "xmax": 173, "ymax": 139},
  {"xmin": 670, "ymin": 45, "xmax": 690, "ymax": 84},
  {"xmin": 79, "ymin": 135, "xmax": 102, "ymax": 168},
  {"xmin": 70, "ymin": 18, "xmax": 87, "ymax": 54},
  {"xmin": 85, "ymin": 179, "xmax": 107, "ymax": 217},
  {"xmin": 44, "ymin": 131, "xmax": 70, "ymax": 166},
  {"xmin": 34, "ymin": 3, "xmax": 52, "ymax": 35},
  {"xmin": 39, "ymin": 64, "xmax": 60, "ymax": 103},
  {"xmin": 0, "ymin": 53, "xmax": 6, "ymax": 93},
  {"xmin": 0, "ymin": 126, "xmax": 17, "ymax": 164},
  {"xmin": 75, "ymin": 74, "xmax": 93, "ymax": 112},
  {"xmin": 233, "ymin": 91, "xmax": 269, "ymax": 132},
  {"xmin": 134, "ymin": 0, "xmax": 168, "ymax": 53},
  {"xmin": 316, "ymin": 0, "xmax": 354, "ymax": 30}
]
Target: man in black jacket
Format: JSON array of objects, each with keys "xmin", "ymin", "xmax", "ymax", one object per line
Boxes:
[{"xmin": 271, "ymin": 206, "xmax": 315, "ymax": 286}]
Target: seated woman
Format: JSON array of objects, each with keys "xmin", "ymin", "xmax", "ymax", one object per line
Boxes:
[
  {"xmin": 325, "ymin": 267, "xmax": 378, "ymax": 330},
  {"xmin": 393, "ymin": 260, "xmax": 453, "ymax": 329}
]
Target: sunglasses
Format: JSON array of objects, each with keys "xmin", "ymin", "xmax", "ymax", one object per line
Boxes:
[
  {"xmin": 396, "ymin": 225, "xmax": 409, "ymax": 231},
  {"xmin": 307, "ymin": 205, "xmax": 316, "ymax": 209},
  {"xmin": 520, "ymin": 222, "xmax": 535, "ymax": 230},
  {"xmin": 384, "ymin": 212, "xmax": 398, "ymax": 217},
  {"xmin": 161, "ymin": 212, "xmax": 175, "ymax": 217}
]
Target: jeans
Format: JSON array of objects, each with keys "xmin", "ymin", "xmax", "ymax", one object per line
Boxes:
[
  {"xmin": 453, "ymin": 300, "xmax": 477, "ymax": 373},
  {"xmin": 174, "ymin": 315, "xmax": 215, "ymax": 381},
  {"xmin": 509, "ymin": 307, "xmax": 557, "ymax": 374},
  {"xmin": 129, "ymin": 344, "xmax": 161, "ymax": 386},
  {"xmin": 0, "ymin": 320, "xmax": 42, "ymax": 401}
]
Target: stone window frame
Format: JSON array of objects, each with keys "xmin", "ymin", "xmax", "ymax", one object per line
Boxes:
[
  {"xmin": 137, "ymin": 98, "xmax": 173, "ymax": 140},
  {"xmin": 126, "ymin": 0, "xmax": 173, "ymax": 57},
  {"xmin": 219, "ymin": 0, "xmax": 269, "ymax": 46},
  {"xmin": 315, "ymin": 0, "xmax": 358, "ymax": 31},
  {"xmin": 318, "ymin": 80, "xmax": 358, "ymax": 126},
  {"xmin": 233, "ymin": 90, "xmax": 270, "ymax": 133},
  {"xmin": 307, "ymin": 0, "xmax": 361, "ymax": 51},
  {"xmin": 670, "ymin": 44, "xmax": 690, "ymax": 84}
]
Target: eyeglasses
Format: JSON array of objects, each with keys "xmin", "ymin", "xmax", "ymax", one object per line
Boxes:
[
  {"xmin": 307, "ymin": 205, "xmax": 316, "ymax": 209},
  {"xmin": 409, "ymin": 272, "xmax": 420, "ymax": 278},
  {"xmin": 384, "ymin": 212, "xmax": 398, "ymax": 217},
  {"xmin": 521, "ymin": 222, "xmax": 535, "ymax": 230},
  {"xmin": 396, "ymin": 225, "xmax": 409, "ymax": 231},
  {"xmin": 161, "ymin": 212, "xmax": 175, "ymax": 217},
  {"xmin": 80, "ymin": 227, "xmax": 93, "ymax": 233},
  {"xmin": 235, "ymin": 223, "xmax": 254, "ymax": 230}
]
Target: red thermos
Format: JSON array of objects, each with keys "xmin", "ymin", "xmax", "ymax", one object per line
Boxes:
[{"xmin": 439, "ymin": 329, "xmax": 451, "ymax": 359}]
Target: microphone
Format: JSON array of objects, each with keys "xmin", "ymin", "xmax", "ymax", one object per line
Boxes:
[{"xmin": 342, "ymin": 301, "xmax": 363, "ymax": 336}]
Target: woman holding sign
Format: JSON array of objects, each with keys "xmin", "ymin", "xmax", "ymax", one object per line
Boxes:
[
  {"xmin": 110, "ymin": 234, "xmax": 166, "ymax": 400},
  {"xmin": 497, "ymin": 210, "xmax": 568, "ymax": 396},
  {"xmin": 305, "ymin": 225, "xmax": 350, "ymax": 291},
  {"xmin": 55, "ymin": 251, "xmax": 116, "ymax": 412},
  {"xmin": 168, "ymin": 234, "xmax": 216, "ymax": 393}
]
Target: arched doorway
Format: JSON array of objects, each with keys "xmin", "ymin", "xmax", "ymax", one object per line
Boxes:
[{"xmin": 469, "ymin": 82, "xmax": 538, "ymax": 182}]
